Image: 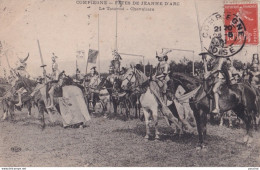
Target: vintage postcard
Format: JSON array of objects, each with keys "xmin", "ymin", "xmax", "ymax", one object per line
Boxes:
[{"xmin": 0, "ymin": 0, "xmax": 259, "ymax": 167}]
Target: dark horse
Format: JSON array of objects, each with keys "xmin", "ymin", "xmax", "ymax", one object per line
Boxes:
[
  {"xmin": 111, "ymin": 76, "xmax": 142, "ymax": 119},
  {"xmin": 167, "ymin": 72, "xmax": 257, "ymax": 149},
  {"xmin": 1, "ymin": 77, "xmax": 36, "ymax": 121}
]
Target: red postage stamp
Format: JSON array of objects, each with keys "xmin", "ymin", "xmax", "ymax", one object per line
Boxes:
[{"xmin": 224, "ymin": 3, "xmax": 258, "ymax": 45}]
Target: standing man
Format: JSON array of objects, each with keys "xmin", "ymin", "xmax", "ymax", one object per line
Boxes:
[
  {"xmin": 111, "ymin": 50, "xmax": 122, "ymax": 75},
  {"xmin": 88, "ymin": 66, "xmax": 100, "ymax": 102}
]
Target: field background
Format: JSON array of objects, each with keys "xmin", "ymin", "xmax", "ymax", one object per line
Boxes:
[{"xmin": 0, "ymin": 106, "xmax": 259, "ymax": 167}]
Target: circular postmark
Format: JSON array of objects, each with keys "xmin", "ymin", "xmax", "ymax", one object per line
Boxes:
[{"xmin": 201, "ymin": 12, "xmax": 246, "ymax": 58}]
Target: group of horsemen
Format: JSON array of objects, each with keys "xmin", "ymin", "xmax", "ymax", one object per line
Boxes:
[{"xmin": 6, "ymin": 49, "xmax": 260, "ymax": 115}]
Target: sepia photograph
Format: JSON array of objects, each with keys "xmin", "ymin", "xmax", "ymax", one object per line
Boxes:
[{"xmin": 0, "ymin": 0, "xmax": 259, "ymax": 167}]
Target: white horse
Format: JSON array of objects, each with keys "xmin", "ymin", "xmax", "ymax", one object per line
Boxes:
[{"xmin": 121, "ymin": 67, "xmax": 182, "ymax": 140}]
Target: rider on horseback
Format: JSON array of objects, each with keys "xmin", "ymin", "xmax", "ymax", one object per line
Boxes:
[
  {"xmin": 226, "ymin": 58, "xmax": 242, "ymax": 84},
  {"xmin": 46, "ymin": 53, "xmax": 61, "ymax": 108},
  {"xmin": 153, "ymin": 49, "xmax": 171, "ymax": 104},
  {"xmin": 111, "ymin": 50, "xmax": 122, "ymax": 75},
  {"xmin": 14, "ymin": 53, "xmax": 30, "ymax": 107},
  {"xmin": 250, "ymin": 54, "xmax": 260, "ymax": 89},
  {"xmin": 203, "ymin": 52, "xmax": 226, "ymax": 114}
]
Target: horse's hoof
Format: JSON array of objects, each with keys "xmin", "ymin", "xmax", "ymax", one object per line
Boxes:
[
  {"xmin": 201, "ymin": 145, "xmax": 208, "ymax": 152},
  {"xmin": 155, "ymin": 135, "xmax": 160, "ymax": 140},
  {"xmin": 243, "ymin": 135, "xmax": 249, "ymax": 143},
  {"xmin": 247, "ymin": 136, "xmax": 253, "ymax": 146},
  {"xmin": 196, "ymin": 146, "xmax": 202, "ymax": 151},
  {"xmin": 144, "ymin": 135, "xmax": 149, "ymax": 141}
]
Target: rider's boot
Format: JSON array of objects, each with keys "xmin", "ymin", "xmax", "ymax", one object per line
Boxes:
[
  {"xmin": 212, "ymin": 92, "xmax": 220, "ymax": 114},
  {"xmin": 163, "ymin": 94, "xmax": 167, "ymax": 105},
  {"xmin": 90, "ymin": 93, "xmax": 94, "ymax": 102},
  {"xmin": 15, "ymin": 92, "xmax": 23, "ymax": 107}
]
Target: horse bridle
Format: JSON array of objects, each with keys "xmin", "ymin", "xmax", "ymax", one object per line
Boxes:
[{"xmin": 122, "ymin": 68, "xmax": 137, "ymax": 89}]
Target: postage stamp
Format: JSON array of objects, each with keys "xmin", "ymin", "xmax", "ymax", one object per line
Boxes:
[
  {"xmin": 224, "ymin": 3, "xmax": 258, "ymax": 45},
  {"xmin": 201, "ymin": 12, "xmax": 246, "ymax": 58}
]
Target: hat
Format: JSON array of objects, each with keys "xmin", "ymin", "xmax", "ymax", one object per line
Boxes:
[
  {"xmin": 156, "ymin": 49, "xmax": 172, "ymax": 58},
  {"xmin": 19, "ymin": 53, "xmax": 29, "ymax": 63},
  {"xmin": 90, "ymin": 66, "xmax": 96, "ymax": 70},
  {"xmin": 52, "ymin": 53, "xmax": 58, "ymax": 59},
  {"xmin": 253, "ymin": 53, "xmax": 259, "ymax": 58}
]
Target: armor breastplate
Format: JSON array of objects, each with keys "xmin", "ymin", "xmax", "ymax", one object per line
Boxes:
[
  {"xmin": 89, "ymin": 76, "xmax": 99, "ymax": 87},
  {"xmin": 156, "ymin": 62, "xmax": 167, "ymax": 75},
  {"xmin": 52, "ymin": 63, "xmax": 58, "ymax": 72}
]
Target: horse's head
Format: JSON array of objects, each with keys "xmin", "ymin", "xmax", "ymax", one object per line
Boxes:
[{"xmin": 121, "ymin": 68, "xmax": 136, "ymax": 90}]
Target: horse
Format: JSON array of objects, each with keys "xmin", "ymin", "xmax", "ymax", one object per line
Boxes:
[
  {"xmin": 167, "ymin": 72, "xmax": 258, "ymax": 149},
  {"xmin": 1, "ymin": 77, "xmax": 36, "ymax": 121},
  {"xmin": 121, "ymin": 67, "xmax": 190, "ymax": 140}
]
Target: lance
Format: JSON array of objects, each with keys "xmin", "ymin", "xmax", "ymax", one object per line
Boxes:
[
  {"xmin": 194, "ymin": 0, "xmax": 208, "ymax": 74},
  {"xmin": 37, "ymin": 39, "xmax": 47, "ymax": 82}
]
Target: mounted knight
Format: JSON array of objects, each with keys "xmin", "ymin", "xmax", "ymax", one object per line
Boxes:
[
  {"xmin": 110, "ymin": 50, "xmax": 122, "ymax": 75},
  {"xmin": 249, "ymin": 53, "xmax": 260, "ymax": 90},
  {"xmin": 153, "ymin": 49, "xmax": 171, "ymax": 104},
  {"xmin": 13, "ymin": 53, "xmax": 31, "ymax": 107},
  {"xmin": 46, "ymin": 53, "xmax": 63, "ymax": 108}
]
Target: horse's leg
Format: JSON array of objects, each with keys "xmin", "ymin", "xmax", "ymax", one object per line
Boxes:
[
  {"xmin": 112, "ymin": 97, "xmax": 118, "ymax": 115},
  {"xmin": 9, "ymin": 103, "xmax": 15, "ymax": 121},
  {"xmin": 228, "ymin": 111, "xmax": 233, "ymax": 127},
  {"xmin": 38, "ymin": 100, "xmax": 46, "ymax": 129},
  {"xmin": 233, "ymin": 106, "xmax": 252, "ymax": 144},
  {"xmin": 135, "ymin": 102, "xmax": 138, "ymax": 119},
  {"xmin": 2, "ymin": 100, "xmax": 7, "ymax": 120},
  {"xmin": 2, "ymin": 111, "xmax": 7, "ymax": 120},
  {"xmin": 125, "ymin": 100, "xmax": 131, "ymax": 120},
  {"xmin": 153, "ymin": 107, "xmax": 160, "ymax": 140},
  {"xmin": 26, "ymin": 101, "xmax": 32, "ymax": 117},
  {"xmin": 219, "ymin": 113, "xmax": 224, "ymax": 126},
  {"xmin": 202, "ymin": 109, "xmax": 208, "ymax": 143},
  {"xmin": 246, "ymin": 112, "xmax": 254, "ymax": 146},
  {"xmin": 106, "ymin": 97, "xmax": 112, "ymax": 118},
  {"xmin": 193, "ymin": 109, "xmax": 203, "ymax": 149},
  {"xmin": 143, "ymin": 107, "xmax": 150, "ymax": 140}
]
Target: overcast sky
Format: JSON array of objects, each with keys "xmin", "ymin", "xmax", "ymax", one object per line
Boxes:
[{"xmin": 0, "ymin": 0, "xmax": 259, "ymax": 77}]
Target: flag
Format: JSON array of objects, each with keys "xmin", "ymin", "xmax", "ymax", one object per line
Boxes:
[
  {"xmin": 76, "ymin": 50, "xmax": 85, "ymax": 59},
  {"xmin": 87, "ymin": 49, "xmax": 98, "ymax": 63}
]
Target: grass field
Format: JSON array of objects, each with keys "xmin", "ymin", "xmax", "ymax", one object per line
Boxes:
[{"xmin": 0, "ymin": 106, "xmax": 259, "ymax": 167}]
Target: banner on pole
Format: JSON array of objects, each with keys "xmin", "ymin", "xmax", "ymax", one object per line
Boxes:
[{"xmin": 87, "ymin": 49, "xmax": 98, "ymax": 64}]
